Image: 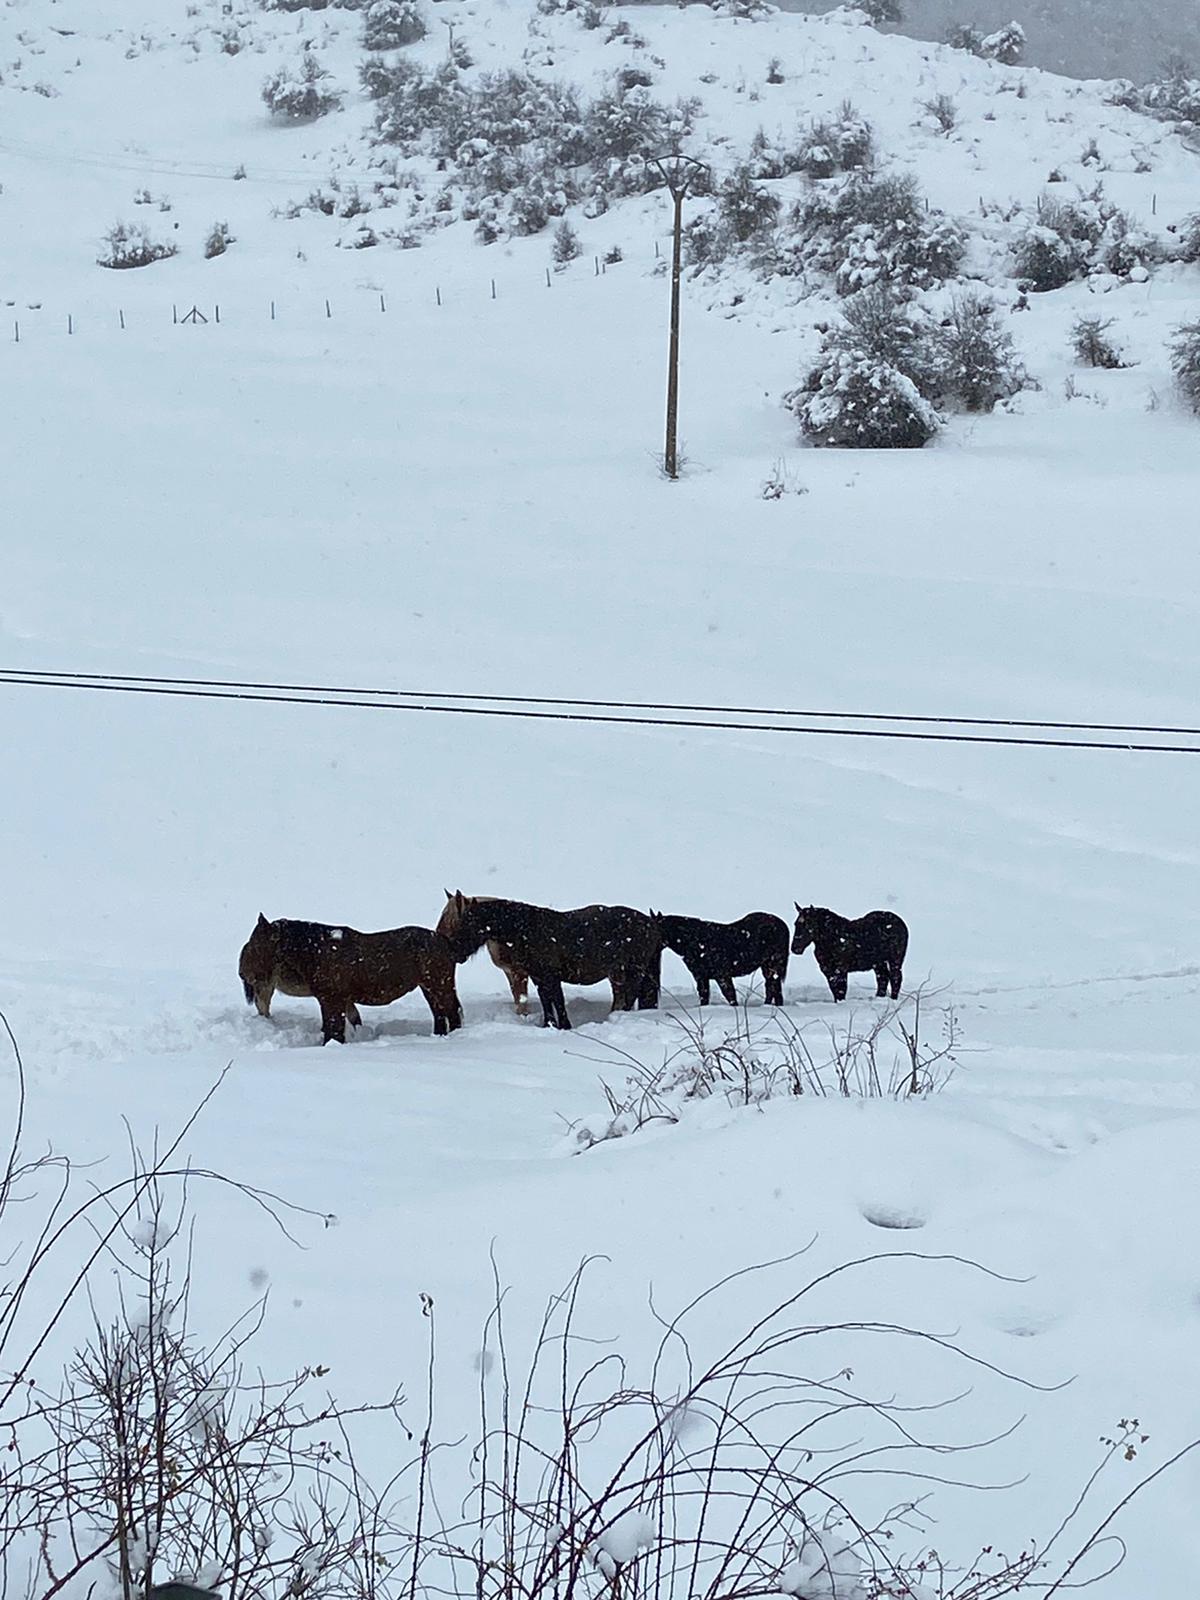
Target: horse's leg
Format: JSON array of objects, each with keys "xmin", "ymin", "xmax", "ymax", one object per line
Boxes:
[
  {"xmin": 822, "ymin": 966, "xmax": 846, "ymax": 1002},
  {"xmin": 696, "ymin": 973, "xmax": 711, "ymax": 1006},
  {"xmin": 890, "ymin": 963, "xmax": 903, "ymax": 1000},
  {"xmin": 347, "ymin": 1001, "xmax": 362, "ymax": 1029},
  {"xmin": 550, "ymin": 979, "xmax": 572, "ymax": 1030},
  {"xmin": 763, "ymin": 966, "xmax": 783, "ymax": 1006},
  {"xmin": 874, "ymin": 966, "xmax": 889, "ymax": 999},
  {"xmin": 636, "ymin": 957, "xmax": 660, "ymax": 1010},
  {"xmin": 716, "ymin": 975, "xmax": 737, "ymax": 1006},
  {"xmin": 533, "ymin": 978, "xmax": 557, "ymax": 1028},
  {"xmin": 611, "ymin": 970, "xmax": 636, "ymax": 1012},
  {"xmin": 318, "ymin": 997, "xmax": 346, "ymax": 1045},
  {"xmin": 508, "ymin": 968, "xmax": 530, "ymax": 1012}
]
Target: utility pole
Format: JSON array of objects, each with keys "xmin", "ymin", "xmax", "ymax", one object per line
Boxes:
[{"xmin": 650, "ymin": 154, "xmax": 708, "ymax": 482}]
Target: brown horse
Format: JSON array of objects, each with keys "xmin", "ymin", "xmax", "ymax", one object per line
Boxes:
[
  {"xmin": 437, "ymin": 892, "xmax": 661, "ymax": 1030},
  {"xmin": 436, "ymin": 893, "xmax": 529, "ymax": 1012},
  {"xmin": 239, "ymin": 914, "xmax": 462, "ymax": 1043}
]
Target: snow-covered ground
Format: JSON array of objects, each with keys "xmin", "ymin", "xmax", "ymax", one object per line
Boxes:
[{"xmin": 1, "ymin": 2, "xmax": 1199, "ymax": 1596}]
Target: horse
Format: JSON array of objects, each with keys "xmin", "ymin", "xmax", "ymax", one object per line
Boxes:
[
  {"xmin": 791, "ymin": 905, "xmax": 908, "ymax": 1003},
  {"xmin": 653, "ymin": 911, "xmax": 789, "ymax": 1007},
  {"xmin": 238, "ymin": 914, "xmax": 463, "ymax": 1043},
  {"xmin": 436, "ymin": 894, "xmax": 529, "ymax": 1012},
  {"xmin": 437, "ymin": 892, "xmax": 661, "ymax": 1030}
]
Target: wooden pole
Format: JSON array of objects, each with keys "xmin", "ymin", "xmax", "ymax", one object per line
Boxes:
[
  {"xmin": 650, "ymin": 153, "xmax": 707, "ymax": 483},
  {"xmin": 664, "ymin": 185, "xmax": 684, "ymax": 482}
]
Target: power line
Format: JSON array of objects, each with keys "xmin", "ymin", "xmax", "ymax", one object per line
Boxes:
[{"xmin": 0, "ymin": 667, "xmax": 1196, "ymax": 754}]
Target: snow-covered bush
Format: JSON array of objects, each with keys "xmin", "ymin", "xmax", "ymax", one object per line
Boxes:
[
  {"xmin": 717, "ymin": 162, "xmax": 781, "ymax": 243},
  {"xmin": 944, "ymin": 21, "xmax": 983, "ymax": 52},
  {"xmin": 859, "ymin": 0, "xmax": 902, "ymax": 25},
  {"xmin": 262, "ymin": 55, "xmax": 342, "ymax": 121},
  {"xmin": 794, "ymin": 102, "xmax": 875, "ymax": 178},
  {"xmin": 203, "ymin": 220, "xmax": 234, "ymax": 258},
  {"xmin": 789, "ymin": 344, "xmax": 940, "ymax": 449},
  {"xmin": 97, "ymin": 220, "xmax": 179, "ymax": 269},
  {"xmin": 1071, "ymin": 314, "xmax": 1126, "ymax": 369},
  {"xmin": 362, "ymin": 0, "xmax": 425, "ymax": 49},
  {"xmin": 1012, "ymin": 222, "xmax": 1080, "ymax": 291},
  {"xmin": 1013, "ymin": 191, "xmax": 1154, "ymax": 289},
  {"xmin": 978, "ymin": 21, "xmax": 1026, "ymax": 65},
  {"xmin": 783, "ymin": 171, "xmax": 965, "ymax": 294},
  {"xmin": 930, "ymin": 292, "xmax": 1022, "ymax": 411},
  {"xmin": 709, "ymin": 0, "xmax": 776, "ymax": 18},
  {"xmin": 945, "ymin": 19, "xmax": 1024, "ymax": 64},
  {"xmin": 1170, "ymin": 322, "xmax": 1200, "ymax": 414},
  {"xmin": 369, "ymin": 58, "xmax": 696, "ymax": 238},
  {"xmin": 1141, "ymin": 58, "xmax": 1200, "ymax": 125},
  {"xmin": 1178, "ymin": 213, "xmax": 1200, "ymax": 263}
]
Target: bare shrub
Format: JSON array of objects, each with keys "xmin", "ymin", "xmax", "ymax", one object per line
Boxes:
[
  {"xmin": 922, "ymin": 91, "xmax": 958, "ymax": 133},
  {"xmin": 570, "ymin": 990, "xmax": 959, "ymax": 1149}
]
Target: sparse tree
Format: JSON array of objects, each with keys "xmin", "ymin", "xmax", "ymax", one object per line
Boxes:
[{"xmin": 551, "ymin": 217, "xmax": 582, "ymax": 264}]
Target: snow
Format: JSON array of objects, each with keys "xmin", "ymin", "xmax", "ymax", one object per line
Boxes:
[{"xmin": 0, "ymin": 0, "xmax": 1199, "ymax": 1595}]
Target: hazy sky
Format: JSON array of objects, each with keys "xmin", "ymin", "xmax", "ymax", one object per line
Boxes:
[{"xmin": 763, "ymin": 0, "xmax": 1198, "ymax": 81}]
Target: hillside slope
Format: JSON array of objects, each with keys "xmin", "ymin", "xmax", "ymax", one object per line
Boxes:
[{"xmin": 1, "ymin": 4, "xmax": 1199, "ymax": 1597}]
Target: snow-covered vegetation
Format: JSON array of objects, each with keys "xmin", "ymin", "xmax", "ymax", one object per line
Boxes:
[{"xmin": 1, "ymin": 0, "xmax": 1200, "ymax": 1595}]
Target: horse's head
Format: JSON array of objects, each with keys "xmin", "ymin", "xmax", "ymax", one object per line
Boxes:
[
  {"xmin": 239, "ymin": 912, "xmax": 279, "ymax": 1015},
  {"xmin": 791, "ymin": 903, "xmax": 816, "ymax": 956},
  {"xmin": 437, "ymin": 890, "xmax": 489, "ymax": 963}
]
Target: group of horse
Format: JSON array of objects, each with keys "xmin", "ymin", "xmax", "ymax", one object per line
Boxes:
[{"xmin": 238, "ymin": 893, "xmax": 910, "ymax": 1044}]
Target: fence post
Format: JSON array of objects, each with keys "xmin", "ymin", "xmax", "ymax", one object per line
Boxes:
[
  {"xmin": 119, "ymin": 309, "xmax": 125, "ymax": 330},
  {"xmin": 436, "ymin": 286, "xmax": 441, "ymax": 306},
  {"xmin": 270, "ymin": 299, "xmax": 276, "ymax": 321},
  {"xmin": 13, "ymin": 321, "xmax": 18, "ymax": 344},
  {"xmin": 172, "ymin": 304, "xmax": 178, "ymax": 325},
  {"xmin": 215, "ymin": 304, "xmax": 221, "ymax": 324},
  {"xmin": 491, "ymin": 278, "xmax": 496, "ymax": 299},
  {"xmin": 380, "ymin": 292, "xmax": 387, "ymax": 313},
  {"xmin": 325, "ymin": 298, "xmax": 332, "ymax": 319},
  {"xmin": 67, "ymin": 314, "xmax": 73, "ymax": 335},
  {"xmin": 545, "ymin": 268, "xmax": 551, "ymax": 288}
]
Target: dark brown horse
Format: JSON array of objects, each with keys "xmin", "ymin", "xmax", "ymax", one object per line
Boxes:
[
  {"xmin": 239, "ymin": 914, "xmax": 462, "ymax": 1043},
  {"xmin": 791, "ymin": 905, "xmax": 908, "ymax": 1003},
  {"xmin": 654, "ymin": 911, "xmax": 789, "ymax": 1006},
  {"xmin": 436, "ymin": 894, "xmax": 529, "ymax": 1012},
  {"xmin": 437, "ymin": 892, "xmax": 660, "ymax": 1030}
]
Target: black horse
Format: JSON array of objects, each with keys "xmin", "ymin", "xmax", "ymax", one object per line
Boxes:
[
  {"xmin": 791, "ymin": 905, "xmax": 908, "ymax": 1003},
  {"xmin": 438, "ymin": 892, "xmax": 661, "ymax": 1030},
  {"xmin": 654, "ymin": 911, "xmax": 789, "ymax": 1007}
]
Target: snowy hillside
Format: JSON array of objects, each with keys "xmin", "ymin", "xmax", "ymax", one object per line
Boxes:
[{"xmin": 1, "ymin": 2, "xmax": 1199, "ymax": 1598}]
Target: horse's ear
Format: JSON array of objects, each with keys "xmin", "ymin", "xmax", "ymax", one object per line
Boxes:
[
  {"xmin": 454, "ymin": 889, "xmax": 466, "ymax": 911},
  {"xmin": 794, "ymin": 901, "xmax": 802, "ymax": 914},
  {"xmin": 443, "ymin": 887, "xmax": 451, "ymax": 901},
  {"xmin": 258, "ymin": 912, "xmax": 270, "ymax": 928}
]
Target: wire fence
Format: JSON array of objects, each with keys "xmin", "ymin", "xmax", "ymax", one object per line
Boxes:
[{"xmin": 3, "ymin": 242, "xmax": 664, "ymax": 348}]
